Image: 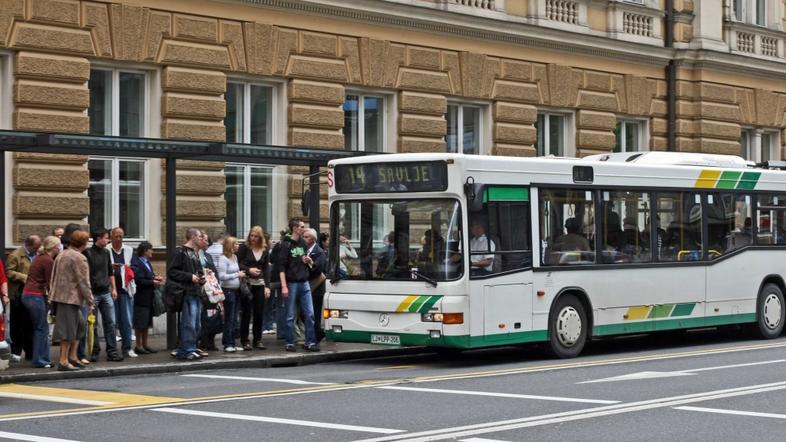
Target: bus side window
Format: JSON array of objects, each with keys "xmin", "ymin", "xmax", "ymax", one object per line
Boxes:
[
  {"xmin": 601, "ymin": 190, "xmax": 651, "ymax": 264},
  {"xmin": 757, "ymin": 194, "xmax": 786, "ymax": 246},
  {"xmin": 539, "ymin": 188, "xmax": 595, "ymax": 266},
  {"xmin": 470, "ymin": 186, "xmax": 531, "ymax": 278},
  {"xmin": 706, "ymin": 193, "xmax": 751, "ymax": 257},
  {"xmin": 656, "ymin": 191, "xmax": 703, "ymax": 262}
]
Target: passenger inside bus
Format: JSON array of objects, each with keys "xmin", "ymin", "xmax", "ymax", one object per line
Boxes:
[
  {"xmin": 546, "ymin": 217, "xmax": 591, "ymax": 265},
  {"xmin": 469, "ymin": 219, "xmax": 495, "ymax": 276},
  {"xmin": 376, "ymin": 231, "xmax": 396, "ymax": 277}
]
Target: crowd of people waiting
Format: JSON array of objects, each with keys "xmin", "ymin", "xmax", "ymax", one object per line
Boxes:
[{"xmin": 0, "ymin": 217, "xmax": 328, "ymax": 370}]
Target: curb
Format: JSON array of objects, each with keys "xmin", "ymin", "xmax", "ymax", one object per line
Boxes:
[{"xmin": 0, "ymin": 346, "xmax": 430, "ymax": 384}]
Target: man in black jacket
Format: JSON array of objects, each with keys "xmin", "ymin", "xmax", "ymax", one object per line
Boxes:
[
  {"xmin": 304, "ymin": 228, "xmax": 326, "ymax": 343},
  {"xmin": 277, "ymin": 218, "xmax": 319, "ymax": 352},
  {"xmin": 83, "ymin": 229, "xmax": 123, "ymax": 362},
  {"xmin": 168, "ymin": 228, "xmax": 204, "ymax": 361}
]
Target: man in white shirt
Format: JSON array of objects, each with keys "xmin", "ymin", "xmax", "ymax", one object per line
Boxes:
[{"xmin": 469, "ymin": 220, "xmax": 495, "ymax": 276}]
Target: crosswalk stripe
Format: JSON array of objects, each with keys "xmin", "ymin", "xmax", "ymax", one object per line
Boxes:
[
  {"xmin": 181, "ymin": 374, "xmax": 333, "ymax": 385},
  {"xmin": 0, "ymin": 431, "xmax": 83, "ymax": 442},
  {"xmin": 154, "ymin": 407, "xmax": 406, "ymax": 434},
  {"xmin": 0, "ymin": 392, "xmax": 111, "ymax": 406},
  {"xmin": 377, "ymin": 386, "xmax": 619, "ymax": 404}
]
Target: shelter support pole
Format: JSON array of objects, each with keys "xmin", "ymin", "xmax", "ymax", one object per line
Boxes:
[
  {"xmin": 309, "ymin": 165, "xmax": 320, "ymax": 232},
  {"xmin": 166, "ymin": 156, "xmax": 178, "ymax": 350}
]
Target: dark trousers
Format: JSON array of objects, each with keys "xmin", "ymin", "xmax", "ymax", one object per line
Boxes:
[
  {"xmin": 10, "ymin": 297, "xmax": 33, "ymax": 358},
  {"xmin": 239, "ymin": 285, "xmax": 265, "ymax": 345},
  {"xmin": 312, "ymin": 287, "xmax": 325, "ymax": 342}
]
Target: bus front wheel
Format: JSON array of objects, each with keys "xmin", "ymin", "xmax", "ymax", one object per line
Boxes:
[
  {"xmin": 547, "ymin": 294, "xmax": 588, "ymax": 358},
  {"xmin": 751, "ymin": 283, "xmax": 785, "ymax": 339}
]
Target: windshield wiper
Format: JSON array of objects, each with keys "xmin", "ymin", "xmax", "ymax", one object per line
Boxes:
[{"xmin": 410, "ymin": 268, "xmax": 438, "ymax": 287}]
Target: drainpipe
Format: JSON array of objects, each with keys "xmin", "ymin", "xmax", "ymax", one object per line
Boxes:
[{"xmin": 665, "ymin": 0, "xmax": 676, "ymax": 152}]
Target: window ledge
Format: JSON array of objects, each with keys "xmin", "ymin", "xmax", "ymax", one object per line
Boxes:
[{"xmin": 724, "ymin": 21, "xmax": 785, "ymax": 60}]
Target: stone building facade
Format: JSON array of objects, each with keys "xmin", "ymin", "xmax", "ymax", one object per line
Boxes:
[{"xmin": 1, "ymin": 0, "xmax": 786, "ymax": 250}]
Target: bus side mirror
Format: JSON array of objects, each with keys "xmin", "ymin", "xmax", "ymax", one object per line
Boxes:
[{"xmin": 465, "ymin": 181, "xmax": 485, "ymax": 212}]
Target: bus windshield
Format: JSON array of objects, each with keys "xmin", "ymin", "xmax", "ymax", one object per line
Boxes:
[{"xmin": 329, "ymin": 198, "xmax": 463, "ymax": 282}]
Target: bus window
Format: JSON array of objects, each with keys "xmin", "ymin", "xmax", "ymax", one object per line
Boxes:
[
  {"xmin": 756, "ymin": 194, "xmax": 786, "ymax": 245},
  {"xmin": 706, "ymin": 193, "xmax": 751, "ymax": 257},
  {"xmin": 540, "ymin": 189, "xmax": 595, "ymax": 266},
  {"xmin": 656, "ymin": 192, "xmax": 703, "ymax": 262},
  {"xmin": 469, "ymin": 186, "xmax": 531, "ymax": 278},
  {"xmin": 600, "ymin": 191, "xmax": 651, "ymax": 263}
]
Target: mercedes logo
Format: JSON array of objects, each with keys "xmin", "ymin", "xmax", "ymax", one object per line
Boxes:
[{"xmin": 379, "ymin": 313, "xmax": 390, "ymax": 327}]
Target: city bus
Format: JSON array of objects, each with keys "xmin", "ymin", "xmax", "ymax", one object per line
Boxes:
[{"xmin": 322, "ymin": 151, "xmax": 786, "ymax": 357}]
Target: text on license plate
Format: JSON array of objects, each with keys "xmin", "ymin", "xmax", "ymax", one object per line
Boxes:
[{"xmin": 370, "ymin": 334, "xmax": 400, "ymax": 345}]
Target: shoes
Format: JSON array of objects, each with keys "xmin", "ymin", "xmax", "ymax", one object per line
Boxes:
[
  {"xmin": 170, "ymin": 350, "xmax": 178, "ymax": 358},
  {"xmin": 57, "ymin": 363, "xmax": 80, "ymax": 371},
  {"xmin": 254, "ymin": 341, "xmax": 266, "ymax": 350},
  {"xmin": 90, "ymin": 354, "xmax": 98, "ymax": 363},
  {"xmin": 262, "ymin": 329, "xmax": 275, "ymax": 335},
  {"xmin": 177, "ymin": 353, "xmax": 199, "ymax": 361},
  {"xmin": 134, "ymin": 347, "xmax": 150, "ymax": 355},
  {"xmin": 224, "ymin": 346, "xmax": 236, "ymax": 353},
  {"xmin": 235, "ymin": 345, "xmax": 244, "ymax": 352},
  {"xmin": 79, "ymin": 358, "xmax": 91, "ymax": 365},
  {"xmin": 125, "ymin": 350, "xmax": 139, "ymax": 358},
  {"xmin": 190, "ymin": 351, "xmax": 202, "ymax": 359},
  {"xmin": 305, "ymin": 344, "xmax": 320, "ymax": 352},
  {"xmin": 196, "ymin": 349, "xmax": 208, "ymax": 357},
  {"xmin": 10, "ymin": 354, "xmax": 21, "ymax": 363},
  {"xmin": 242, "ymin": 343, "xmax": 252, "ymax": 352},
  {"xmin": 34, "ymin": 363, "xmax": 53, "ymax": 369},
  {"xmin": 106, "ymin": 354, "xmax": 124, "ymax": 362},
  {"xmin": 68, "ymin": 359, "xmax": 86, "ymax": 368},
  {"xmin": 285, "ymin": 344, "xmax": 296, "ymax": 352},
  {"xmin": 143, "ymin": 346, "xmax": 158, "ymax": 354}
]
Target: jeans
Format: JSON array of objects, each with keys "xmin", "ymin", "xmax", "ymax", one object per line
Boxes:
[
  {"xmin": 177, "ymin": 295, "xmax": 201, "ymax": 358},
  {"xmin": 239, "ymin": 285, "xmax": 265, "ymax": 345},
  {"xmin": 9, "ymin": 296, "xmax": 33, "ymax": 358},
  {"xmin": 114, "ymin": 291, "xmax": 134, "ymax": 353},
  {"xmin": 262, "ymin": 291, "xmax": 276, "ymax": 331},
  {"xmin": 283, "ymin": 281, "xmax": 316, "ymax": 346},
  {"xmin": 222, "ymin": 290, "xmax": 239, "ymax": 348},
  {"xmin": 91, "ymin": 292, "xmax": 119, "ymax": 356},
  {"xmin": 78, "ymin": 305, "xmax": 88, "ymax": 359},
  {"xmin": 21, "ymin": 294, "xmax": 50, "ymax": 367}
]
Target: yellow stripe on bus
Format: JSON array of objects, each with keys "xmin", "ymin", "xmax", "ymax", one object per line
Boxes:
[
  {"xmin": 695, "ymin": 169, "xmax": 722, "ymax": 188},
  {"xmin": 626, "ymin": 306, "xmax": 652, "ymax": 320},
  {"xmin": 396, "ymin": 295, "xmax": 419, "ymax": 313}
]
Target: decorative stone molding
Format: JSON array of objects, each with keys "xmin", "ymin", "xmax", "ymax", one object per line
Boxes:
[
  {"xmin": 529, "ymin": 0, "xmax": 589, "ymax": 32},
  {"xmin": 606, "ymin": 0, "xmax": 663, "ymax": 45},
  {"xmin": 725, "ymin": 22, "xmax": 784, "ymax": 59}
]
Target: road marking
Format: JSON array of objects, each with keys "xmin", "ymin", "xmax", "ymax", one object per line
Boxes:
[
  {"xmin": 181, "ymin": 374, "xmax": 333, "ymax": 385},
  {"xmin": 376, "ymin": 365, "xmax": 418, "ymax": 371},
  {"xmin": 2, "ymin": 340, "xmax": 785, "ymax": 422},
  {"xmin": 354, "ymin": 379, "xmax": 786, "ymax": 442},
  {"xmin": 378, "ymin": 386, "xmax": 619, "ymax": 405},
  {"xmin": 0, "ymin": 431, "xmax": 82, "ymax": 442},
  {"xmin": 0, "ymin": 384, "xmax": 177, "ymax": 407},
  {"xmin": 155, "ymin": 407, "xmax": 405, "ymax": 434},
  {"xmin": 580, "ymin": 358, "xmax": 786, "ymax": 383},
  {"xmin": 675, "ymin": 406, "xmax": 786, "ymax": 420},
  {"xmin": 459, "ymin": 439, "xmax": 510, "ymax": 442}
]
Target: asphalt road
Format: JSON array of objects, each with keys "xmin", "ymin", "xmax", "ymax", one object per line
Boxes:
[{"xmin": 2, "ymin": 328, "xmax": 786, "ymax": 441}]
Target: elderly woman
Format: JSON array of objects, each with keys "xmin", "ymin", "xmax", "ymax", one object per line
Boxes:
[
  {"xmin": 21, "ymin": 236, "xmax": 60, "ymax": 368},
  {"xmin": 131, "ymin": 241, "xmax": 163, "ymax": 354},
  {"xmin": 49, "ymin": 230, "xmax": 93, "ymax": 371}
]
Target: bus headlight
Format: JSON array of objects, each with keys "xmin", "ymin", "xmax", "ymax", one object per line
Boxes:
[
  {"xmin": 421, "ymin": 313, "xmax": 444, "ymax": 322},
  {"xmin": 421, "ymin": 313, "xmax": 462, "ymax": 324},
  {"xmin": 326, "ymin": 309, "xmax": 349, "ymax": 319}
]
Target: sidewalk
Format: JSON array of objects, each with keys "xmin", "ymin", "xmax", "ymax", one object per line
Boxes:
[{"xmin": 0, "ymin": 333, "xmax": 427, "ymax": 384}]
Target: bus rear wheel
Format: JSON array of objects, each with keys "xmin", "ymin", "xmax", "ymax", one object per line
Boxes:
[
  {"xmin": 547, "ymin": 294, "xmax": 588, "ymax": 358},
  {"xmin": 752, "ymin": 283, "xmax": 785, "ymax": 339}
]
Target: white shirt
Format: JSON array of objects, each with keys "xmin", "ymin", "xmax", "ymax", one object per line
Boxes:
[{"xmin": 470, "ymin": 234, "xmax": 495, "ymax": 272}]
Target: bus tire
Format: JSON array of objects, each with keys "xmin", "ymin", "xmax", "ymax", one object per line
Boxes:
[
  {"xmin": 752, "ymin": 283, "xmax": 785, "ymax": 339},
  {"xmin": 547, "ymin": 294, "xmax": 588, "ymax": 358}
]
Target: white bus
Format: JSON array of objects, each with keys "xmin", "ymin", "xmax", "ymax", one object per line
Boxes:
[{"xmin": 322, "ymin": 152, "xmax": 786, "ymax": 357}]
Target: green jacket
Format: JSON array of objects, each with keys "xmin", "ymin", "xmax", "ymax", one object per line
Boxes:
[{"xmin": 7, "ymin": 246, "xmax": 32, "ymax": 300}]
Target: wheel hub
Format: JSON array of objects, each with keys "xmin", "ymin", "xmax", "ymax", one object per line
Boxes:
[
  {"xmin": 556, "ymin": 306, "xmax": 582, "ymax": 347},
  {"xmin": 763, "ymin": 293, "xmax": 783, "ymax": 330}
]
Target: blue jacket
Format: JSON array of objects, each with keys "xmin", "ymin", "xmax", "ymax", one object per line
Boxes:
[{"xmin": 131, "ymin": 256, "xmax": 156, "ymax": 308}]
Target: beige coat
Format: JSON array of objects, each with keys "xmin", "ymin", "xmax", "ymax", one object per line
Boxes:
[
  {"xmin": 49, "ymin": 248, "xmax": 93, "ymax": 307},
  {"xmin": 6, "ymin": 246, "xmax": 32, "ymax": 301}
]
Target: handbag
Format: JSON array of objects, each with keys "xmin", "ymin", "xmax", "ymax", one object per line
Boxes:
[
  {"xmin": 152, "ymin": 286, "xmax": 167, "ymax": 317},
  {"xmin": 164, "ymin": 279, "xmax": 185, "ymax": 313},
  {"xmin": 309, "ymin": 272, "xmax": 326, "ymax": 291},
  {"xmin": 239, "ymin": 280, "xmax": 253, "ymax": 301},
  {"xmin": 201, "ymin": 269, "xmax": 225, "ymax": 304}
]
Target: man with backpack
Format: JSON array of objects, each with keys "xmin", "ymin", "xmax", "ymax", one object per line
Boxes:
[{"xmin": 276, "ymin": 218, "xmax": 319, "ymax": 352}]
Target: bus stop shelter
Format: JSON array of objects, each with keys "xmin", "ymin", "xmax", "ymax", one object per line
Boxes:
[{"xmin": 0, "ymin": 129, "xmax": 368, "ymax": 348}]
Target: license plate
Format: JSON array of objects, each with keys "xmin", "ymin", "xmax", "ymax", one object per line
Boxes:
[{"xmin": 370, "ymin": 334, "xmax": 400, "ymax": 345}]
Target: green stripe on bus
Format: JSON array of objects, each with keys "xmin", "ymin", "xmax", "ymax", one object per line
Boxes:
[
  {"xmin": 648, "ymin": 304, "xmax": 674, "ymax": 319},
  {"xmin": 418, "ymin": 295, "xmax": 442, "ymax": 313},
  {"xmin": 407, "ymin": 296, "xmax": 429, "ymax": 313},
  {"xmin": 716, "ymin": 171, "xmax": 742, "ymax": 189},
  {"xmin": 593, "ymin": 313, "xmax": 756, "ymax": 336},
  {"xmin": 483, "ymin": 187, "xmax": 529, "ymax": 203},
  {"xmin": 737, "ymin": 172, "xmax": 761, "ymax": 190},
  {"xmin": 671, "ymin": 303, "xmax": 696, "ymax": 317},
  {"xmin": 325, "ymin": 329, "xmax": 548, "ymax": 349}
]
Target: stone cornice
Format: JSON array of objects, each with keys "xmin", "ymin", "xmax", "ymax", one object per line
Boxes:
[{"xmin": 675, "ymin": 48, "xmax": 786, "ymax": 81}]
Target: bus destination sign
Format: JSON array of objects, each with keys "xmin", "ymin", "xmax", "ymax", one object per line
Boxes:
[{"xmin": 334, "ymin": 161, "xmax": 448, "ymax": 193}]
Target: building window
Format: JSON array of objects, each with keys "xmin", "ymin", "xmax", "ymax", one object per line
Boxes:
[
  {"xmin": 536, "ymin": 112, "xmax": 569, "ymax": 156},
  {"xmin": 344, "ymin": 94, "xmax": 384, "ymax": 152},
  {"xmin": 615, "ymin": 120, "xmax": 645, "ymax": 152},
  {"xmin": 733, "ymin": 0, "xmax": 768, "ymax": 25},
  {"xmin": 88, "ymin": 158, "xmax": 146, "ymax": 239},
  {"xmin": 225, "ymin": 164, "xmax": 275, "ymax": 240},
  {"xmin": 89, "ymin": 69, "xmax": 146, "ymax": 137},
  {"xmin": 446, "ymin": 103, "xmax": 482, "ymax": 155},
  {"xmin": 226, "ymin": 82, "xmax": 274, "ymax": 144},
  {"xmin": 741, "ymin": 128, "xmax": 779, "ymax": 162}
]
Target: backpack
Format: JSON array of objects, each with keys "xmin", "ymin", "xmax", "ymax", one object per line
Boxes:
[{"xmin": 163, "ymin": 279, "xmax": 184, "ymax": 313}]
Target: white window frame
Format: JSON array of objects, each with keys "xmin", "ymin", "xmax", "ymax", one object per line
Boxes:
[
  {"xmin": 732, "ymin": 0, "xmax": 771, "ymax": 26},
  {"xmin": 741, "ymin": 127, "xmax": 780, "ymax": 162},
  {"xmin": 225, "ymin": 79, "xmax": 280, "ymax": 145},
  {"xmin": 344, "ymin": 91, "xmax": 393, "ymax": 153},
  {"xmin": 445, "ymin": 101, "xmax": 488, "ymax": 155},
  {"xmin": 88, "ymin": 156, "xmax": 150, "ymax": 242},
  {"xmin": 0, "ymin": 52, "xmax": 11, "ymax": 130},
  {"xmin": 615, "ymin": 118, "xmax": 648, "ymax": 153},
  {"xmin": 89, "ymin": 67, "xmax": 151, "ymax": 137},
  {"xmin": 225, "ymin": 163, "xmax": 278, "ymax": 241},
  {"xmin": 536, "ymin": 110, "xmax": 575, "ymax": 157}
]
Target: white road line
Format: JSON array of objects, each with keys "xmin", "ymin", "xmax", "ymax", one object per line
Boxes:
[
  {"xmin": 683, "ymin": 358, "xmax": 786, "ymax": 373},
  {"xmin": 675, "ymin": 406, "xmax": 786, "ymax": 420},
  {"xmin": 181, "ymin": 374, "xmax": 333, "ymax": 385},
  {"xmin": 354, "ymin": 380, "xmax": 786, "ymax": 442},
  {"xmin": 154, "ymin": 407, "xmax": 405, "ymax": 434},
  {"xmin": 580, "ymin": 358, "xmax": 786, "ymax": 383},
  {"xmin": 0, "ymin": 392, "xmax": 111, "ymax": 406},
  {"xmin": 0, "ymin": 431, "xmax": 82, "ymax": 442},
  {"xmin": 378, "ymin": 386, "xmax": 619, "ymax": 405},
  {"xmin": 459, "ymin": 438, "xmax": 510, "ymax": 442}
]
